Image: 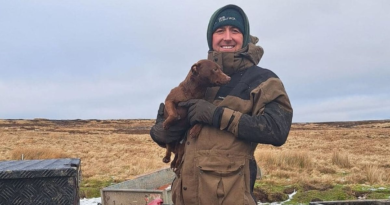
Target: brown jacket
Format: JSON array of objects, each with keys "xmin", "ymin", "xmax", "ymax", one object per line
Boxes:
[{"xmin": 171, "ymin": 36, "xmax": 293, "ymax": 205}]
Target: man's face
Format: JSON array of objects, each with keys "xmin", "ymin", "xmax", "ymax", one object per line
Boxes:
[{"xmin": 212, "ymin": 25, "xmax": 243, "ymax": 52}]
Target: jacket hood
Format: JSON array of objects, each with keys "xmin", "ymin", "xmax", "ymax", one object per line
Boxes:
[
  {"xmin": 207, "ymin": 4, "xmax": 250, "ymax": 51},
  {"xmin": 207, "ymin": 35, "xmax": 264, "ymax": 75}
]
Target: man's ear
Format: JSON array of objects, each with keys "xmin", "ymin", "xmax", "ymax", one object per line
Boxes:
[{"xmin": 191, "ymin": 63, "xmax": 200, "ymax": 76}]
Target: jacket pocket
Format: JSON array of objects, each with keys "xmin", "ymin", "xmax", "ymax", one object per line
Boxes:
[{"xmin": 196, "ymin": 154, "xmax": 246, "ymax": 205}]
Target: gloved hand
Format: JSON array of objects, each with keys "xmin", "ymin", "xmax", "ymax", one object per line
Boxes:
[
  {"xmin": 150, "ymin": 103, "xmax": 189, "ymax": 148},
  {"xmin": 155, "ymin": 103, "xmax": 165, "ymax": 124},
  {"xmin": 178, "ymin": 99, "xmax": 220, "ymax": 127}
]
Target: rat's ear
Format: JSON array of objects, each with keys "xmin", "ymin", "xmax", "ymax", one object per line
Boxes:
[{"xmin": 191, "ymin": 63, "xmax": 199, "ymax": 76}]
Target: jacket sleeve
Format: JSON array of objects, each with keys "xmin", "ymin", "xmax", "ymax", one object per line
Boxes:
[
  {"xmin": 214, "ymin": 77, "xmax": 293, "ymax": 146},
  {"xmin": 237, "ymin": 100, "xmax": 292, "ymax": 146},
  {"xmin": 150, "ymin": 103, "xmax": 188, "ymax": 147}
]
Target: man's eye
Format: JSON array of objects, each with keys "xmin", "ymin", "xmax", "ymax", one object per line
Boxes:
[{"xmin": 232, "ymin": 29, "xmax": 241, "ymax": 33}]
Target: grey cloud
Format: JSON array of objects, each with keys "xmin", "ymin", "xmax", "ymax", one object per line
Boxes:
[{"xmin": 1, "ymin": 0, "xmax": 389, "ymax": 122}]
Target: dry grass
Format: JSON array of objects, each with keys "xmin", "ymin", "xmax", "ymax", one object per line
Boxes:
[
  {"xmin": 254, "ymin": 120, "xmax": 390, "ymax": 186},
  {"xmin": 363, "ymin": 164, "xmax": 386, "ymax": 185},
  {"xmin": 255, "ymin": 149, "xmax": 312, "ymax": 169},
  {"xmin": 331, "ymin": 150, "xmax": 351, "ymax": 168},
  {"xmin": 1, "ymin": 119, "xmax": 390, "ymax": 186},
  {"xmin": 10, "ymin": 147, "xmax": 70, "ymax": 160},
  {"xmin": 0, "ymin": 119, "xmax": 166, "ymax": 181}
]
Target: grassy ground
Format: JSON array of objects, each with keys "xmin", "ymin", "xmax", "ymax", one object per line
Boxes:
[
  {"xmin": 253, "ymin": 182, "xmax": 390, "ymax": 203},
  {"xmin": 1, "ymin": 119, "xmax": 389, "ymax": 203}
]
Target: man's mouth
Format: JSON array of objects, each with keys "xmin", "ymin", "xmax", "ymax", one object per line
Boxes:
[{"xmin": 221, "ymin": 45, "xmax": 235, "ymax": 49}]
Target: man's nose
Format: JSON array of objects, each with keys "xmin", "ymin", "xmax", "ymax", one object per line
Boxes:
[{"xmin": 223, "ymin": 30, "xmax": 232, "ymax": 40}]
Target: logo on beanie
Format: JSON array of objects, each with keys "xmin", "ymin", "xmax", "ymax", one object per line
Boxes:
[
  {"xmin": 212, "ymin": 9, "xmax": 245, "ymax": 34},
  {"xmin": 218, "ymin": 16, "xmax": 236, "ymax": 22}
]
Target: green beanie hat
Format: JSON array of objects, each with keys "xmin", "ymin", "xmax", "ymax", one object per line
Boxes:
[{"xmin": 212, "ymin": 8, "xmax": 245, "ymax": 34}]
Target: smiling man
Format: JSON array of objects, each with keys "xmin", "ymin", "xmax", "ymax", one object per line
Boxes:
[
  {"xmin": 150, "ymin": 4, "xmax": 293, "ymax": 205},
  {"xmin": 212, "ymin": 9, "xmax": 245, "ymax": 52},
  {"xmin": 212, "ymin": 25, "xmax": 243, "ymax": 52},
  {"xmin": 211, "ymin": 8, "xmax": 244, "ymax": 52}
]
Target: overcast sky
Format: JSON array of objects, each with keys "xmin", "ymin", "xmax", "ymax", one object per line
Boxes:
[{"xmin": 1, "ymin": 0, "xmax": 389, "ymax": 123}]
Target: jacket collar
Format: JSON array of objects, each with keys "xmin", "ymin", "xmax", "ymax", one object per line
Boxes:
[{"xmin": 207, "ymin": 35, "xmax": 264, "ymax": 76}]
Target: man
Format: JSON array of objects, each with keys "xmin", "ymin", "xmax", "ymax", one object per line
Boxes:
[{"xmin": 150, "ymin": 4, "xmax": 293, "ymax": 205}]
